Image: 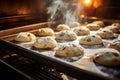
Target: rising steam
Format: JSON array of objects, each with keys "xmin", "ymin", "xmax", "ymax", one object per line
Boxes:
[{"xmin": 47, "ymin": 0, "xmax": 82, "ymax": 25}]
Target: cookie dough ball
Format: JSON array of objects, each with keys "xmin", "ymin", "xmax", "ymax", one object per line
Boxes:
[
  {"xmin": 92, "ymin": 21, "xmax": 105, "ymax": 27},
  {"xmin": 86, "ymin": 23, "xmax": 100, "ymax": 31},
  {"xmin": 69, "ymin": 22, "xmax": 80, "ymax": 28},
  {"xmin": 79, "ymin": 35, "xmax": 102, "ymax": 45},
  {"xmin": 55, "ymin": 43, "xmax": 84, "ymax": 57},
  {"xmin": 55, "ymin": 30, "xmax": 77, "ymax": 41},
  {"xmin": 105, "ymin": 25, "xmax": 120, "ymax": 33},
  {"xmin": 34, "ymin": 37, "xmax": 57, "ymax": 49},
  {"xmin": 93, "ymin": 48, "xmax": 120, "ymax": 66},
  {"xmin": 111, "ymin": 23, "xmax": 120, "ymax": 28},
  {"xmin": 96, "ymin": 29, "xmax": 114, "ymax": 39},
  {"xmin": 118, "ymin": 35, "xmax": 120, "ymax": 40},
  {"xmin": 37, "ymin": 28, "xmax": 54, "ymax": 36},
  {"xmin": 107, "ymin": 39, "xmax": 120, "ymax": 52},
  {"xmin": 15, "ymin": 32, "xmax": 36, "ymax": 42},
  {"xmin": 55, "ymin": 24, "xmax": 70, "ymax": 31},
  {"xmin": 73, "ymin": 27, "xmax": 90, "ymax": 35}
]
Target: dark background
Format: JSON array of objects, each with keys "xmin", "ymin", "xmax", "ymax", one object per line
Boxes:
[
  {"xmin": 0, "ymin": 0, "xmax": 49, "ymax": 30},
  {"xmin": 0, "ymin": 0, "xmax": 120, "ymax": 30},
  {"xmin": 0, "ymin": 0, "xmax": 120, "ymax": 18},
  {"xmin": 83, "ymin": 0, "xmax": 120, "ymax": 19},
  {"xmin": 0, "ymin": 0, "xmax": 48, "ymax": 17}
]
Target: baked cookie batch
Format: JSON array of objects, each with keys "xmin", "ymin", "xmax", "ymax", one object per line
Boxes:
[{"xmin": 14, "ymin": 21, "xmax": 120, "ymax": 66}]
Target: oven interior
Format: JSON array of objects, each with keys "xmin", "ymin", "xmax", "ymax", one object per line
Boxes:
[{"xmin": 0, "ymin": 0, "xmax": 120, "ymax": 80}]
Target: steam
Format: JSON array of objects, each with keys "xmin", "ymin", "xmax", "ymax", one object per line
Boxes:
[{"xmin": 47, "ymin": 0, "xmax": 82, "ymax": 25}]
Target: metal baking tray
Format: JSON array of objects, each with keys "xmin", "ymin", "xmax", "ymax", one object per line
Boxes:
[{"xmin": 0, "ymin": 22, "xmax": 120, "ymax": 80}]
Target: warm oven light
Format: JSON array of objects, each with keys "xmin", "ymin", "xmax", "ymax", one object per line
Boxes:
[
  {"xmin": 93, "ymin": 0, "xmax": 102, "ymax": 8},
  {"xmin": 80, "ymin": 14, "xmax": 85, "ymax": 18},
  {"xmin": 83, "ymin": 0, "xmax": 92, "ymax": 7},
  {"xmin": 82, "ymin": 0, "xmax": 102, "ymax": 8}
]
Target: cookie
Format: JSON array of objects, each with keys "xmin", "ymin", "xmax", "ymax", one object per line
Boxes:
[
  {"xmin": 55, "ymin": 24, "xmax": 70, "ymax": 31},
  {"xmin": 93, "ymin": 48, "xmax": 120, "ymax": 66},
  {"xmin": 73, "ymin": 27, "xmax": 90, "ymax": 35},
  {"xmin": 79, "ymin": 35, "xmax": 102, "ymax": 45},
  {"xmin": 55, "ymin": 43, "xmax": 84, "ymax": 57},
  {"xmin": 34, "ymin": 37, "xmax": 57, "ymax": 49},
  {"xmin": 15, "ymin": 32, "xmax": 36, "ymax": 42},
  {"xmin": 105, "ymin": 25, "xmax": 120, "ymax": 33},
  {"xmin": 55, "ymin": 30, "xmax": 77, "ymax": 41},
  {"xmin": 37, "ymin": 28, "xmax": 54, "ymax": 36},
  {"xmin": 86, "ymin": 23, "xmax": 100, "ymax": 31},
  {"xmin": 111, "ymin": 23, "xmax": 120, "ymax": 28},
  {"xmin": 92, "ymin": 21, "xmax": 105, "ymax": 27},
  {"xmin": 96, "ymin": 28, "xmax": 114, "ymax": 39},
  {"xmin": 69, "ymin": 22, "xmax": 80, "ymax": 28},
  {"xmin": 107, "ymin": 39, "xmax": 120, "ymax": 52}
]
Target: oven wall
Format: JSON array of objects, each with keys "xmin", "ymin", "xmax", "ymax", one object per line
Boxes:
[
  {"xmin": 0, "ymin": 0, "xmax": 47, "ymax": 17},
  {"xmin": 83, "ymin": 0, "xmax": 120, "ymax": 19},
  {"xmin": 0, "ymin": 0, "xmax": 50, "ymax": 30}
]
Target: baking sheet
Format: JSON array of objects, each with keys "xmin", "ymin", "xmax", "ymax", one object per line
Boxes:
[
  {"xmin": 0, "ymin": 21, "xmax": 119, "ymax": 80},
  {"xmin": 10, "ymin": 29, "xmax": 120, "ymax": 80}
]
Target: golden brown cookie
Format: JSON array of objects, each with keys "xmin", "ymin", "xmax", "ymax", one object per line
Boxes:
[
  {"xmin": 86, "ymin": 23, "xmax": 100, "ymax": 31},
  {"xmin": 92, "ymin": 21, "xmax": 105, "ymax": 27},
  {"xmin": 55, "ymin": 30, "xmax": 77, "ymax": 41},
  {"xmin": 55, "ymin": 43, "xmax": 84, "ymax": 57},
  {"xmin": 73, "ymin": 27, "xmax": 90, "ymax": 35},
  {"xmin": 105, "ymin": 25, "xmax": 120, "ymax": 33},
  {"xmin": 15, "ymin": 32, "xmax": 36, "ymax": 42},
  {"xmin": 96, "ymin": 28, "xmax": 114, "ymax": 39},
  {"xmin": 111, "ymin": 23, "xmax": 120, "ymax": 28},
  {"xmin": 107, "ymin": 39, "xmax": 120, "ymax": 52},
  {"xmin": 79, "ymin": 35, "xmax": 102, "ymax": 45},
  {"xmin": 69, "ymin": 22, "xmax": 80, "ymax": 28},
  {"xmin": 34, "ymin": 37, "xmax": 57, "ymax": 49},
  {"xmin": 93, "ymin": 48, "xmax": 120, "ymax": 66},
  {"xmin": 55, "ymin": 24, "xmax": 70, "ymax": 31},
  {"xmin": 37, "ymin": 28, "xmax": 54, "ymax": 36}
]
